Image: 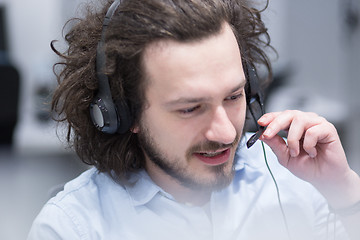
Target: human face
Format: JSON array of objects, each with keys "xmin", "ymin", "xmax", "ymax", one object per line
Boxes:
[{"xmin": 137, "ymin": 23, "xmax": 247, "ymax": 192}]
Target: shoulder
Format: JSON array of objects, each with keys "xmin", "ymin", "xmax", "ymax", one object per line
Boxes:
[
  {"xmin": 27, "ymin": 168, "xmax": 132, "ymax": 239},
  {"xmin": 50, "ymin": 168, "xmax": 122, "ymax": 209}
]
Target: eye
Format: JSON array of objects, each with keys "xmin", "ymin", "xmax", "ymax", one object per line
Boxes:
[
  {"xmin": 225, "ymin": 92, "xmax": 243, "ymax": 101},
  {"xmin": 178, "ymin": 105, "xmax": 201, "ymax": 115}
]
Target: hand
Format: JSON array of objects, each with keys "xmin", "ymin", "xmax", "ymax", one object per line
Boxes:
[{"xmin": 258, "ymin": 110, "xmax": 360, "ymax": 208}]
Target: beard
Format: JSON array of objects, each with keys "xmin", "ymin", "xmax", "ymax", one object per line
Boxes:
[{"xmin": 137, "ymin": 124, "xmax": 241, "ymax": 192}]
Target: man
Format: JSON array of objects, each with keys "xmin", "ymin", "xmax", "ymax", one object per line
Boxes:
[{"xmin": 28, "ymin": 0, "xmax": 360, "ymax": 239}]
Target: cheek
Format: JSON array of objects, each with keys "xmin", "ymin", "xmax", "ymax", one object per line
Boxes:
[
  {"xmin": 141, "ymin": 108, "xmax": 192, "ymax": 154},
  {"xmin": 229, "ymin": 101, "xmax": 247, "ymax": 127}
]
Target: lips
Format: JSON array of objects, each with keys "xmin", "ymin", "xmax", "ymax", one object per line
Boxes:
[{"xmin": 194, "ymin": 148, "xmax": 231, "ymax": 165}]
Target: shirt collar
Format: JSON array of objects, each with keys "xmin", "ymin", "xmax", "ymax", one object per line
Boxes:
[
  {"xmin": 234, "ymin": 133, "xmax": 265, "ymax": 171},
  {"xmin": 125, "ymin": 170, "xmax": 164, "ymax": 207}
]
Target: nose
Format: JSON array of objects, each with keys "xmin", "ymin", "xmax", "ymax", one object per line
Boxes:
[{"xmin": 204, "ymin": 106, "xmax": 237, "ymax": 145}]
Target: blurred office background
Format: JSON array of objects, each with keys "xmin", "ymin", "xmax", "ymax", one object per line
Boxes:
[{"xmin": 0, "ymin": 0, "xmax": 359, "ymax": 239}]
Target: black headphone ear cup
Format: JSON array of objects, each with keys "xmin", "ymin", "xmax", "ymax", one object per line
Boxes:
[
  {"xmin": 90, "ymin": 94, "xmax": 119, "ymax": 134},
  {"xmin": 115, "ymin": 99, "xmax": 133, "ymax": 134}
]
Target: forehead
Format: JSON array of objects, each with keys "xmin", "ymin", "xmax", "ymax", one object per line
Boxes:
[{"xmin": 141, "ymin": 23, "xmax": 245, "ymax": 102}]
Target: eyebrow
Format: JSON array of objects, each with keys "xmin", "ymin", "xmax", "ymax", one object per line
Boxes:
[{"xmin": 164, "ymin": 81, "xmax": 246, "ymax": 107}]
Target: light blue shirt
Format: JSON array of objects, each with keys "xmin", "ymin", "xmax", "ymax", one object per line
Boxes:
[{"xmin": 27, "ymin": 136, "xmax": 348, "ymax": 240}]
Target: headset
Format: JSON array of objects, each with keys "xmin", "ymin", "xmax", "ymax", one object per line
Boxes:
[
  {"xmin": 90, "ymin": 0, "xmax": 132, "ymax": 134},
  {"xmin": 242, "ymin": 61, "xmax": 266, "ymax": 148},
  {"xmin": 89, "ymin": 0, "xmax": 292, "ymax": 238},
  {"xmin": 90, "ymin": 0, "xmax": 265, "ymax": 140}
]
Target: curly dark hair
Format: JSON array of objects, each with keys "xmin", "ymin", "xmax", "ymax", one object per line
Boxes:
[{"xmin": 51, "ymin": 0, "xmax": 273, "ymax": 182}]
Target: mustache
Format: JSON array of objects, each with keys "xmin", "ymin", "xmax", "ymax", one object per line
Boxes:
[{"xmin": 187, "ymin": 134, "xmax": 240, "ymax": 155}]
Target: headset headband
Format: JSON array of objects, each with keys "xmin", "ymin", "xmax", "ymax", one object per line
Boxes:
[{"xmin": 90, "ymin": 0, "xmax": 132, "ymax": 134}]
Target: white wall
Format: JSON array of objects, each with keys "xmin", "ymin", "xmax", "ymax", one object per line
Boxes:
[{"xmin": 342, "ymin": 0, "xmax": 360, "ymax": 172}]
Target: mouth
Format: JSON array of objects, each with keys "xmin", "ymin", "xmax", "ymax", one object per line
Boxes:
[{"xmin": 193, "ymin": 148, "xmax": 231, "ymax": 166}]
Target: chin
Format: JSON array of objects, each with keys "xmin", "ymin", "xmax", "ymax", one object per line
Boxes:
[{"xmin": 183, "ymin": 160, "xmax": 235, "ymax": 192}]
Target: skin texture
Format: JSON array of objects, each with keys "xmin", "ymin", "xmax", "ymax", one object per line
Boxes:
[{"xmin": 134, "ymin": 23, "xmax": 247, "ymax": 205}]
